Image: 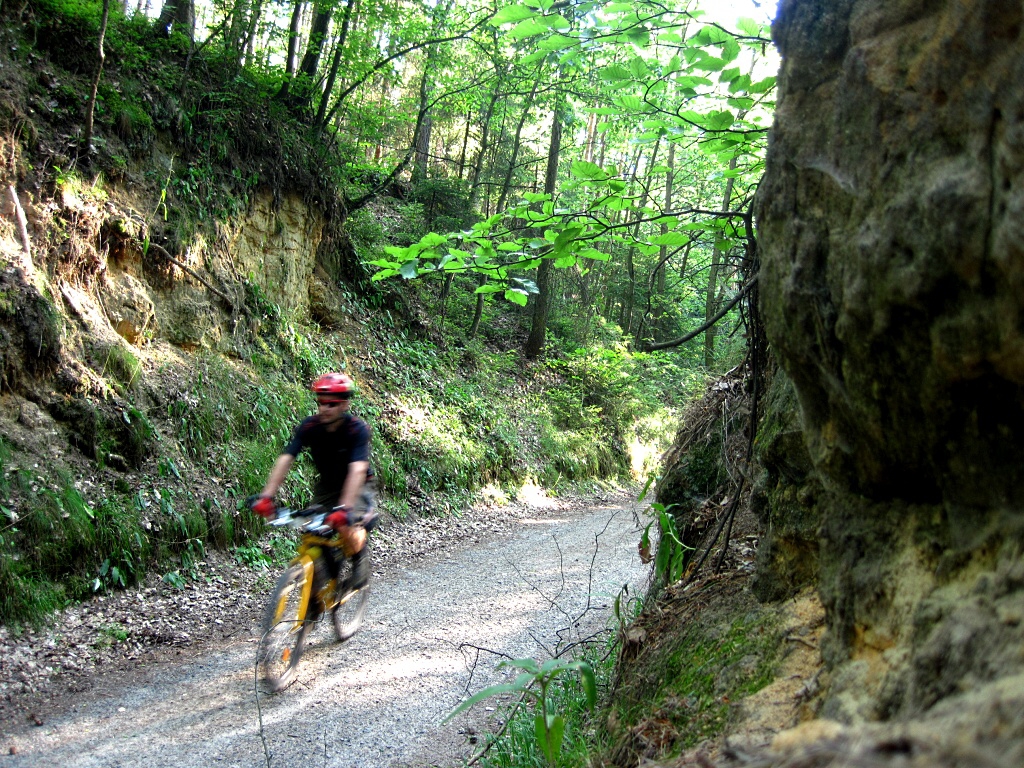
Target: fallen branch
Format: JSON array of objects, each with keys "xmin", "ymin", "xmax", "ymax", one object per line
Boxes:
[
  {"xmin": 786, "ymin": 635, "xmax": 818, "ymax": 650},
  {"xmin": 8, "ymin": 185, "xmax": 32, "ymax": 267},
  {"xmin": 147, "ymin": 241, "xmax": 249, "ymax": 317}
]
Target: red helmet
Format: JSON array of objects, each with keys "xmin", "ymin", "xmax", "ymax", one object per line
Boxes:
[{"xmin": 311, "ymin": 372, "xmax": 355, "ymax": 396}]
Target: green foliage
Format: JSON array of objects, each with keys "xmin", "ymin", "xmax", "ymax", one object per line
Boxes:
[
  {"xmin": 232, "ymin": 541, "xmax": 269, "ymax": 570},
  {"xmin": 641, "ymin": 503, "xmax": 693, "ymax": 586},
  {"xmin": 157, "ymin": 488, "xmax": 207, "ymax": 576},
  {"xmin": 447, "ymin": 656, "xmax": 598, "ymax": 768},
  {"xmin": 0, "ymin": 0, "xmax": 764, "ymax": 638},
  {"xmin": 410, "ymin": 177, "xmax": 473, "ymax": 232},
  {"xmin": 0, "ymin": 437, "xmax": 11, "ymax": 497},
  {"xmin": 0, "ymin": 553, "xmax": 66, "ymax": 628},
  {"xmin": 98, "ymin": 342, "xmax": 142, "ymax": 390},
  {"xmin": 90, "ymin": 495, "xmax": 150, "ymax": 592},
  {"xmin": 97, "ymin": 82, "xmax": 154, "ymax": 154},
  {"xmin": 611, "ymin": 614, "xmax": 780, "ymax": 754},
  {"xmin": 0, "ymin": 479, "xmax": 150, "ymax": 621},
  {"xmin": 115, "ymin": 406, "xmax": 155, "ymax": 466},
  {"xmin": 28, "ymin": 0, "xmax": 113, "ymax": 71},
  {"xmin": 93, "ymin": 622, "xmax": 129, "ymax": 647},
  {"xmin": 161, "ymin": 571, "xmax": 187, "ymax": 589},
  {"xmin": 344, "ymin": 207, "xmax": 386, "ymax": 253},
  {"xmin": 474, "ymin": 651, "xmax": 612, "ymax": 768}
]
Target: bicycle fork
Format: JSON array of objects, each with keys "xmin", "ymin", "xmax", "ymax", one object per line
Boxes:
[{"xmin": 273, "ymin": 546, "xmax": 348, "ymax": 632}]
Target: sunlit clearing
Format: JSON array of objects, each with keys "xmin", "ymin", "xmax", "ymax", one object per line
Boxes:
[
  {"xmin": 629, "ymin": 435, "xmax": 657, "ymax": 478},
  {"xmin": 516, "ymin": 479, "xmax": 556, "ymax": 508},
  {"xmin": 478, "ymin": 483, "xmax": 510, "ymax": 505}
]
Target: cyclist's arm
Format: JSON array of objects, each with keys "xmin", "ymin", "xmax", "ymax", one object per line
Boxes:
[
  {"xmin": 337, "ymin": 460, "xmax": 369, "ymax": 512},
  {"xmin": 261, "ymin": 453, "xmax": 295, "ymax": 499}
]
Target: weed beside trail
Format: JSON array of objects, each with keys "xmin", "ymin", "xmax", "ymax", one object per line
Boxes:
[{"xmin": 601, "ymin": 572, "xmax": 780, "ymax": 766}]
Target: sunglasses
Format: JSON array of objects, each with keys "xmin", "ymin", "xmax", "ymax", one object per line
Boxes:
[{"xmin": 317, "ymin": 395, "xmax": 351, "ymax": 406}]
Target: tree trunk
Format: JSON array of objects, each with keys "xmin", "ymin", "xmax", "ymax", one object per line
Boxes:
[
  {"xmin": 704, "ymin": 156, "xmax": 738, "ymax": 368},
  {"xmin": 648, "ymin": 140, "xmax": 676, "ymax": 342},
  {"xmin": 292, "ymin": 2, "xmax": 333, "ymax": 109},
  {"xmin": 83, "ymin": 0, "xmax": 111, "ymax": 156},
  {"xmin": 584, "ymin": 110, "xmax": 598, "ymax": 163},
  {"xmin": 153, "ymin": 0, "xmax": 194, "ymax": 39},
  {"xmin": 457, "ymin": 111, "xmax": 471, "ymax": 180},
  {"xmin": 413, "ymin": 114, "xmax": 432, "ymax": 182},
  {"xmin": 409, "ymin": 0, "xmax": 453, "ymax": 183},
  {"xmin": 243, "ymin": 0, "xmax": 265, "ymax": 67},
  {"xmin": 227, "ymin": 0, "xmax": 247, "ymax": 56},
  {"xmin": 467, "ymin": 88, "xmax": 500, "ymax": 216},
  {"xmin": 468, "ymin": 274, "xmax": 486, "ymax": 339},
  {"xmin": 314, "ymin": 0, "xmax": 357, "ymax": 129},
  {"xmin": 495, "ymin": 69, "xmax": 541, "ymax": 213},
  {"xmin": 524, "ymin": 112, "xmax": 562, "ymax": 359},
  {"xmin": 276, "ymin": 0, "xmax": 305, "ymax": 99},
  {"xmin": 623, "ymin": 140, "xmax": 659, "ymax": 337}
]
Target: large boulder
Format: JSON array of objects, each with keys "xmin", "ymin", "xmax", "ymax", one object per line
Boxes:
[{"xmin": 758, "ymin": 0, "xmax": 1024, "ymax": 508}]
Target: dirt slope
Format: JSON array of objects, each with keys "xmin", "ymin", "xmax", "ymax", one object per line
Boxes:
[{"xmin": 2, "ymin": 493, "xmax": 647, "ymax": 767}]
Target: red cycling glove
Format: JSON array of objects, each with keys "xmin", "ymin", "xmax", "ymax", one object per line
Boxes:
[
  {"xmin": 251, "ymin": 495, "xmax": 276, "ymax": 519},
  {"xmin": 325, "ymin": 506, "xmax": 350, "ymax": 530}
]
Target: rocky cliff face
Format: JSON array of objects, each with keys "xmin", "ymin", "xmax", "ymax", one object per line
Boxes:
[
  {"xmin": 5, "ymin": 181, "xmax": 326, "ymax": 357},
  {"xmin": 756, "ymin": 0, "xmax": 1024, "ymax": 733}
]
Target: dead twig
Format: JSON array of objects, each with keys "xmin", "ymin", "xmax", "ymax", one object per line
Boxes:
[
  {"xmin": 465, "ymin": 692, "xmax": 530, "ymax": 766},
  {"xmin": 146, "ymin": 241, "xmax": 250, "ymax": 317},
  {"xmin": 8, "ymin": 185, "xmax": 32, "ymax": 268},
  {"xmin": 457, "ymin": 642, "xmax": 517, "ymax": 696},
  {"xmin": 785, "ymin": 635, "xmax": 818, "ymax": 651},
  {"xmin": 683, "ymin": 477, "xmax": 746, "ymax": 587}
]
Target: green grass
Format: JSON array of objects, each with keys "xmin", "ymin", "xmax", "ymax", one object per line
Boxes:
[
  {"xmin": 98, "ymin": 341, "xmax": 142, "ymax": 390},
  {"xmin": 476, "ymin": 647, "xmax": 616, "ymax": 768},
  {"xmin": 610, "ymin": 612, "xmax": 780, "ymax": 758}
]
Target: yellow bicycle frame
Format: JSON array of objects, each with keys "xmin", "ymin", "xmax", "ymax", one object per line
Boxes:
[{"xmin": 274, "ymin": 534, "xmax": 351, "ymax": 631}]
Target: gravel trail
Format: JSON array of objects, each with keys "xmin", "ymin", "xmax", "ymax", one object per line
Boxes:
[{"xmin": 3, "ymin": 498, "xmax": 647, "ymax": 767}]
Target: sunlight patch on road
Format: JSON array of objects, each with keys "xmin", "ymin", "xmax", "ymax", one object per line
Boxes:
[{"xmin": 515, "ymin": 480, "xmax": 557, "ymax": 508}]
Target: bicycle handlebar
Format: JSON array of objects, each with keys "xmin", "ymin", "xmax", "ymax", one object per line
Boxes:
[
  {"xmin": 268, "ymin": 507, "xmax": 329, "ymax": 533},
  {"xmin": 268, "ymin": 506, "xmax": 378, "ymax": 535}
]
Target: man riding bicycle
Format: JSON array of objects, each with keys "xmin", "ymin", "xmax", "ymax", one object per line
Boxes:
[{"xmin": 250, "ymin": 372, "xmax": 374, "ymax": 589}]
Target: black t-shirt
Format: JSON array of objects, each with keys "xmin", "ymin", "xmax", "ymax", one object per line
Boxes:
[{"xmin": 284, "ymin": 414, "xmax": 371, "ymax": 502}]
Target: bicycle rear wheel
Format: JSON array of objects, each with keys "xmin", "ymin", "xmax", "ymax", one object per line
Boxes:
[
  {"xmin": 332, "ymin": 552, "xmax": 370, "ymax": 642},
  {"xmin": 260, "ymin": 564, "xmax": 312, "ymax": 691}
]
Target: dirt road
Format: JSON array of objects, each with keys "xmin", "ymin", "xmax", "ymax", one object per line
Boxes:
[{"xmin": 3, "ymin": 498, "xmax": 647, "ymax": 767}]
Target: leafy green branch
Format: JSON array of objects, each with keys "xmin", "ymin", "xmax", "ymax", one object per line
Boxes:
[{"xmin": 445, "ymin": 656, "xmax": 597, "ymax": 767}]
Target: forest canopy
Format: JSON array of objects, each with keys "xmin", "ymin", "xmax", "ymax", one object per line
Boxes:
[{"xmin": 138, "ymin": 0, "xmax": 777, "ymax": 361}]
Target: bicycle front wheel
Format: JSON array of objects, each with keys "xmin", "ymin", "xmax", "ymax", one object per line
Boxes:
[
  {"xmin": 260, "ymin": 564, "xmax": 312, "ymax": 691},
  {"xmin": 332, "ymin": 554, "xmax": 370, "ymax": 642}
]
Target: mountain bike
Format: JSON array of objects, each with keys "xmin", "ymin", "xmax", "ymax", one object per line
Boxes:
[{"xmin": 259, "ymin": 504, "xmax": 376, "ymax": 692}]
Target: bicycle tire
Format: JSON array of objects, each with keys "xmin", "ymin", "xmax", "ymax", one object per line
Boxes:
[
  {"xmin": 332, "ymin": 551, "xmax": 370, "ymax": 642},
  {"xmin": 260, "ymin": 564, "xmax": 312, "ymax": 691}
]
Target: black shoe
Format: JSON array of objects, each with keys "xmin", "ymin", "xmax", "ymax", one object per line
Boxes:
[{"xmin": 350, "ymin": 548, "xmax": 369, "ymax": 590}]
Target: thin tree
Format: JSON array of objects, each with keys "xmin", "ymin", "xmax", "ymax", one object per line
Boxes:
[
  {"xmin": 524, "ymin": 107, "xmax": 562, "ymax": 359},
  {"xmin": 314, "ymin": 0, "xmax": 357, "ymax": 129},
  {"xmin": 82, "ymin": 0, "xmax": 112, "ymax": 156},
  {"xmin": 276, "ymin": 0, "xmax": 305, "ymax": 99},
  {"xmin": 704, "ymin": 154, "xmax": 738, "ymax": 368}
]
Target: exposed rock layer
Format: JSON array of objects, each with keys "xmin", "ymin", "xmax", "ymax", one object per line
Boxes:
[{"xmin": 756, "ymin": 0, "xmax": 1024, "ymax": 725}]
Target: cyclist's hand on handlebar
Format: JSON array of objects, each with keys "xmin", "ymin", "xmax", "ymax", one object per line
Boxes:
[
  {"xmin": 326, "ymin": 505, "xmax": 350, "ymax": 530},
  {"xmin": 249, "ymin": 494, "xmax": 277, "ymax": 519}
]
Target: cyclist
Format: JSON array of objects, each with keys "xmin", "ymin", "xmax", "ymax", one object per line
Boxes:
[{"xmin": 250, "ymin": 372, "xmax": 374, "ymax": 589}]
